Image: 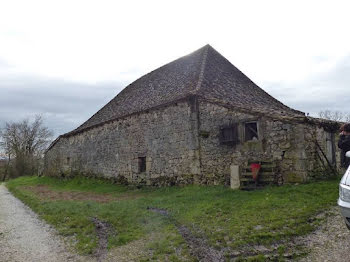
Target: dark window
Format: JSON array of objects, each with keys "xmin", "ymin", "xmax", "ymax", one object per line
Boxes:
[
  {"xmin": 245, "ymin": 122, "xmax": 258, "ymax": 141},
  {"xmin": 138, "ymin": 157, "xmax": 146, "ymax": 173},
  {"xmin": 220, "ymin": 124, "xmax": 239, "ymax": 145},
  {"xmin": 66, "ymin": 157, "xmax": 70, "ymax": 165}
]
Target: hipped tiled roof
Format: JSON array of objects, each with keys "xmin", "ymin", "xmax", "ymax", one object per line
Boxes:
[{"xmin": 72, "ymin": 45, "xmax": 305, "ymax": 134}]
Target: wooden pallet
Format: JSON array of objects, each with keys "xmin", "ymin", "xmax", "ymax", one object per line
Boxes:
[{"xmin": 240, "ymin": 161, "xmax": 277, "ymax": 190}]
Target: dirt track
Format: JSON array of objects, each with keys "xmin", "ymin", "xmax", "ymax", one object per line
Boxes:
[
  {"xmin": 0, "ymin": 184, "xmax": 91, "ymax": 262},
  {"xmin": 299, "ymin": 206, "xmax": 350, "ymax": 262}
]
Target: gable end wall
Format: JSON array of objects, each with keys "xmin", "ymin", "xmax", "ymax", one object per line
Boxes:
[{"xmin": 197, "ymin": 100, "xmax": 339, "ymax": 184}]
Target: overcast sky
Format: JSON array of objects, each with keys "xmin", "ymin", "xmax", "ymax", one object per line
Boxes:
[{"xmin": 1, "ymin": 0, "xmax": 350, "ymax": 137}]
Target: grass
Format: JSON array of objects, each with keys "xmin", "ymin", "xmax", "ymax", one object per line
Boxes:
[{"xmin": 6, "ymin": 176, "xmax": 340, "ymax": 260}]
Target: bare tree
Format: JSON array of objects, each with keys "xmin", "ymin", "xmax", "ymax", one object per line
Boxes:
[
  {"xmin": 318, "ymin": 110, "xmax": 344, "ymax": 121},
  {"xmin": 0, "ymin": 115, "xmax": 53, "ymax": 178},
  {"xmin": 345, "ymin": 113, "xmax": 350, "ymax": 123}
]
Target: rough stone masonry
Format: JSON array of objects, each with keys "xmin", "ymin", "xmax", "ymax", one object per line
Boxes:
[{"xmin": 45, "ymin": 45, "xmax": 341, "ymax": 187}]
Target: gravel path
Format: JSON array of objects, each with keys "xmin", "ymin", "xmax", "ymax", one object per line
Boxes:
[
  {"xmin": 300, "ymin": 206, "xmax": 350, "ymax": 262},
  {"xmin": 0, "ymin": 184, "xmax": 92, "ymax": 262}
]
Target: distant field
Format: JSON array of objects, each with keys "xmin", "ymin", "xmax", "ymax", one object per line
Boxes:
[{"xmin": 7, "ymin": 176, "xmax": 339, "ymax": 261}]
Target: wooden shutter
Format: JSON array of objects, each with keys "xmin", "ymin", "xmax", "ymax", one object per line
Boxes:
[{"xmin": 220, "ymin": 124, "xmax": 238, "ymax": 145}]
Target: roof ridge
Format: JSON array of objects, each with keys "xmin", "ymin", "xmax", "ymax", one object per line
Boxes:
[
  {"xmin": 74, "ymin": 45, "xmax": 210, "ymax": 132},
  {"xmin": 197, "ymin": 46, "xmax": 305, "ymax": 116},
  {"xmin": 65, "ymin": 44, "xmax": 305, "ymax": 138},
  {"xmin": 193, "ymin": 44, "xmax": 209, "ymax": 94}
]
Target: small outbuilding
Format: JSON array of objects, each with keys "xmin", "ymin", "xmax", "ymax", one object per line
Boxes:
[{"xmin": 45, "ymin": 45, "xmax": 340, "ymax": 188}]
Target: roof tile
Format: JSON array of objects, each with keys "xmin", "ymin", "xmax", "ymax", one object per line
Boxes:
[{"xmin": 73, "ymin": 45, "xmax": 304, "ymax": 133}]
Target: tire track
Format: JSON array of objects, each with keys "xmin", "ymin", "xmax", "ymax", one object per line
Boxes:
[{"xmin": 147, "ymin": 207, "xmax": 224, "ymax": 262}]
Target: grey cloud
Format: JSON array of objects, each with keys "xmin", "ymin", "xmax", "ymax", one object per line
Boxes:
[
  {"xmin": 262, "ymin": 55, "xmax": 350, "ymax": 117},
  {"xmin": 1, "ymin": 54, "xmax": 349, "ymax": 140},
  {"xmin": 0, "ymin": 74, "xmax": 124, "ymax": 136}
]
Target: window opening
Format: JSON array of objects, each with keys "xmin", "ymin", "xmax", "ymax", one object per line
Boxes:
[
  {"xmin": 245, "ymin": 122, "xmax": 258, "ymax": 141},
  {"xmin": 138, "ymin": 157, "xmax": 146, "ymax": 173}
]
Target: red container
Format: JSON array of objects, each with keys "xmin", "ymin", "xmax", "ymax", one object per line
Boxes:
[{"xmin": 250, "ymin": 163, "xmax": 261, "ymax": 181}]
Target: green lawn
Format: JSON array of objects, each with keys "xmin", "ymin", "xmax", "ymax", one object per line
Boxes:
[{"xmin": 6, "ymin": 176, "xmax": 340, "ymax": 261}]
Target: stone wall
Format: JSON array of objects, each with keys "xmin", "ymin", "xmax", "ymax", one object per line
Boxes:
[
  {"xmin": 197, "ymin": 99, "xmax": 338, "ymax": 185},
  {"xmin": 45, "ymin": 97, "xmax": 339, "ymax": 186},
  {"xmin": 45, "ymin": 100, "xmax": 201, "ymax": 185}
]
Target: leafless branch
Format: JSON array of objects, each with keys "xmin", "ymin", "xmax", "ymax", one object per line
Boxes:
[
  {"xmin": 318, "ymin": 110, "xmax": 345, "ymax": 121},
  {"xmin": 0, "ymin": 115, "xmax": 53, "ymax": 177}
]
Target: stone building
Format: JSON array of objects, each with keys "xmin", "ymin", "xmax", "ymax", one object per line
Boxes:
[{"xmin": 45, "ymin": 45, "xmax": 340, "ymax": 187}]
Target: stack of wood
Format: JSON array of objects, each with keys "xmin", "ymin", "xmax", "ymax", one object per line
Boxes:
[{"xmin": 240, "ymin": 161, "xmax": 279, "ymax": 190}]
